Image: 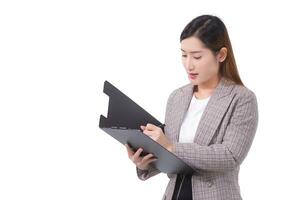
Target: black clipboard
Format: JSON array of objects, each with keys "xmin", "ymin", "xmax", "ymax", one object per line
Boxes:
[{"xmin": 99, "ymin": 81, "xmax": 195, "ymax": 175}]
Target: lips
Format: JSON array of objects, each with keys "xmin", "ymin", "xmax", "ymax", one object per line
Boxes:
[{"xmin": 188, "ymin": 73, "xmax": 198, "ymax": 79}]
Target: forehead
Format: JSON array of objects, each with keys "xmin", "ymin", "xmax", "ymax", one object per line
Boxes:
[{"xmin": 180, "ymin": 36, "xmax": 208, "ymax": 53}]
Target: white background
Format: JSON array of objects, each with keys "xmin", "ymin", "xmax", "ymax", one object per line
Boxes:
[{"xmin": 1, "ymin": 0, "xmax": 300, "ymax": 199}]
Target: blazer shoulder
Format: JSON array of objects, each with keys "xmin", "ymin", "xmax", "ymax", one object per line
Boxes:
[
  {"xmin": 232, "ymin": 84, "xmax": 257, "ymax": 102},
  {"xmin": 166, "ymin": 83, "xmax": 191, "ymax": 104},
  {"xmin": 168, "ymin": 83, "xmax": 191, "ymax": 97}
]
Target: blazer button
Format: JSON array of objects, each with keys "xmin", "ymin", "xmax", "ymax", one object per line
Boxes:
[{"xmin": 207, "ymin": 181, "xmax": 213, "ymax": 187}]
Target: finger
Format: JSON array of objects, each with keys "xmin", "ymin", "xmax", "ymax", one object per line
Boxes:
[
  {"xmin": 132, "ymin": 148, "xmax": 143, "ymax": 162},
  {"xmin": 140, "ymin": 125, "xmax": 146, "ymax": 130},
  {"xmin": 137, "ymin": 156, "xmax": 157, "ymax": 168},
  {"xmin": 141, "ymin": 153, "xmax": 154, "ymax": 162},
  {"xmin": 142, "ymin": 157, "xmax": 158, "ymax": 166},
  {"xmin": 143, "ymin": 133, "xmax": 155, "ymax": 141},
  {"xmin": 143, "ymin": 129, "xmax": 157, "ymax": 136},
  {"xmin": 146, "ymin": 123, "xmax": 157, "ymax": 131},
  {"xmin": 125, "ymin": 144, "xmax": 134, "ymax": 157},
  {"xmin": 143, "ymin": 130, "xmax": 158, "ymax": 141}
]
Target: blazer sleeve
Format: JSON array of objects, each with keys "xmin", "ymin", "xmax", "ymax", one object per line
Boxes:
[
  {"xmin": 172, "ymin": 90, "xmax": 259, "ymax": 172},
  {"xmin": 136, "ymin": 166, "xmax": 161, "ymax": 181}
]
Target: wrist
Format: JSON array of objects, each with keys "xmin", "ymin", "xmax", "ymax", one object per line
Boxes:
[{"xmin": 166, "ymin": 144, "xmax": 174, "ymax": 152}]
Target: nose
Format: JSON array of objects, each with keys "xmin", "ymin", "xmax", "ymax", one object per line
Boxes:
[{"xmin": 185, "ymin": 57, "xmax": 194, "ymax": 71}]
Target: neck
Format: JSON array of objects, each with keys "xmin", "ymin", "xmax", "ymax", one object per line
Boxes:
[{"xmin": 194, "ymin": 75, "xmax": 221, "ymax": 99}]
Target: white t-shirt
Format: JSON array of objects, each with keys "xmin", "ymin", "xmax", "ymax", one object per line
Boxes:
[{"xmin": 178, "ymin": 94, "xmax": 211, "ymax": 143}]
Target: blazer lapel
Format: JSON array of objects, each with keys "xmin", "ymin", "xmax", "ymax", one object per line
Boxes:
[
  {"xmin": 171, "ymin": 85, "xmax": 193, "ymax": 143},
  {"xmin": 173, "ymin": 77, "xmax": 235, "ymax": 146}
]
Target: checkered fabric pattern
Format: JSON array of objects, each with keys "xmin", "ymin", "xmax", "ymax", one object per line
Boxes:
[{"xmin": 136, "ymin": 77, "xmax": 259, "ymax": 200}]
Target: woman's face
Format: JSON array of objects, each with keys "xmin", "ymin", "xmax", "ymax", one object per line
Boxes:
[{"xmin": 180, "ymin": 36, "xmax": 223, "ymax": 85}]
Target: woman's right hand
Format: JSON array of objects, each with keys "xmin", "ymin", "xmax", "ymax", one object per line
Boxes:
[{"xmin": 125, "ymin": 144, "xmax": 157, "ymax": 171}]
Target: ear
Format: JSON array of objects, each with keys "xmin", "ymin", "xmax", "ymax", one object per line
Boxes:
[{"xmin": 217, "ymin": 47, "xmax": 227, "ymax": 63}]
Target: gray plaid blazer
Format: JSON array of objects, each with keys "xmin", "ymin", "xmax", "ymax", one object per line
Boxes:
[{"xmin": 136, "ymin": 77, "xmax": 259, "ymax": 200}]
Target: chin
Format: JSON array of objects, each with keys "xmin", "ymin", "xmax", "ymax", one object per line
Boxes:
[
  {"xmin": 188, "ymin": 79, "xmax": 197, "ymax": 83},
  {"xmin": 189, "ymin": 78, "xmax": 202, "ymax": 84}
]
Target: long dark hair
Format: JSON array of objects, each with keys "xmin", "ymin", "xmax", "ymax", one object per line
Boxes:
[{"xmin": 180, "ymin": 15, "xmax": 244, "ymax": 86}]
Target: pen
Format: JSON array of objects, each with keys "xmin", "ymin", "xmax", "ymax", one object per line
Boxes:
[
  {"xmin": 158, "ymin": 124, "xmax": 166, "ymax": 129},
  {"xmin": 158, "ymin": 124, "xmax": 166, "ymax": 132}
]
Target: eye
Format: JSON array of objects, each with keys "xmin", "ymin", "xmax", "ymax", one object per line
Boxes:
[
  {"xmin": 194, "ymin": 56, "xmax": 202, "ymax": 60},
  {"xmin": 181, "ymin": 55, "xmax": 187, "ymax": 58}
]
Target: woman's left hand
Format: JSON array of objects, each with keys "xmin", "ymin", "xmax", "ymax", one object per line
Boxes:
[{"xmin": 140, "ymin": 123, "xmax": 173, "ymax": 152}]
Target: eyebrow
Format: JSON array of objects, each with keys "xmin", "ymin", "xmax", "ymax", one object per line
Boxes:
[{"xmin": 180, "ymin": 48, "xmax": 203, "ymax": 53}]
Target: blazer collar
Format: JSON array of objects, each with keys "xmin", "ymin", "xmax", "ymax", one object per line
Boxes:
[
  {"xmin": 180, "ymin": 77, "xmax": 235, "ymax": 101},
  {"xmin": 173, "ymin": 77, "xmax": 235, "ymax": 145}
]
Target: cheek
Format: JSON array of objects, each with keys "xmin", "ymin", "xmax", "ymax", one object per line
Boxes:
[
  {"xmin": 181, "ymin": 59, "xmax": 186, "ymax": 68},
  {"xmin": 195, "ymin": 58, "xmax": 219, "ymax": 75},
  {"xmin": 195, "ymin": 58, "xmax": 211, "ymax": 71}
]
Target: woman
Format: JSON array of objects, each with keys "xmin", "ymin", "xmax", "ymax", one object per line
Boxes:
[{"xmin": 125, "ymin": 14, "xmax": 258, "ymax": 200}]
